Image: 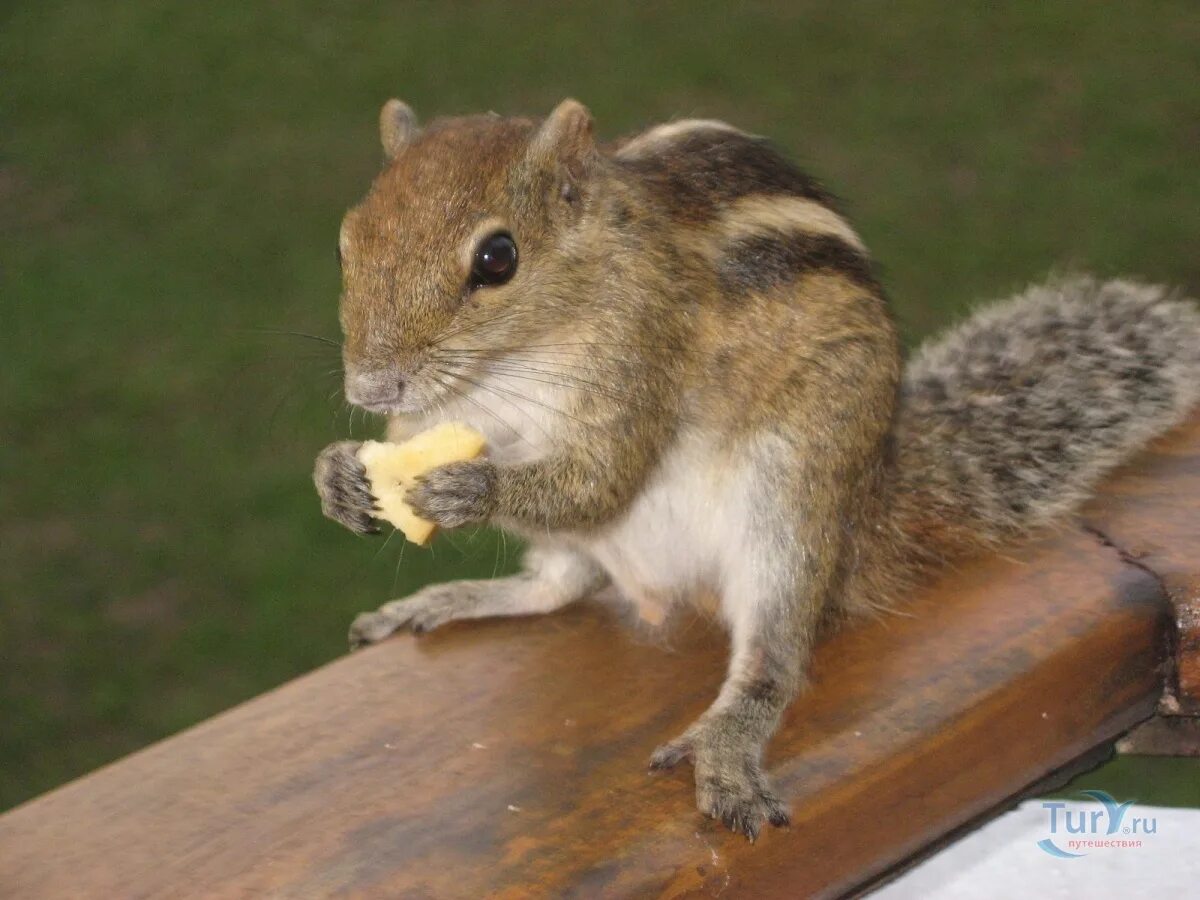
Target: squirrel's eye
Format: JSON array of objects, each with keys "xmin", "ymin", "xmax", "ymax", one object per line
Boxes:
[{"xmin": 470, "ymin": 232, "xmax": 518, "ymax": 287}]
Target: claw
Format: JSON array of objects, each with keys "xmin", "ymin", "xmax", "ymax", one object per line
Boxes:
[
  {"xmin": 649, "ymin": 738, "xmax": 693, "ymax": 771},
  {"xmin": 347, "ymin": 610, "xmax": 400, "ymax": 649},
  {"xmin": 315, "ymin": 441, "xmax": 380, "ymax": 535},
  {"xmin": 656, "ymin": 721, "xmax": 790, "ymax": 840}
]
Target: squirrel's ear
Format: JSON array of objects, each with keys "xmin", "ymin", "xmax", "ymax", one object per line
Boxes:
[
  {"xmin": 379, "ymin": 99, "xmax": 419, "ymax": 159},
  {"xmin": 528, "ymin": 99, "xmax": 596, "ymax": 172}
]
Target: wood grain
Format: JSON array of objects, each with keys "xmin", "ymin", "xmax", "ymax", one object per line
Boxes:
[
  {"xmin": 1, "ymin": 417, "xmax": 1196, "ymax": 899},
  {"xmin": 1080, "ymin": 417, "xmax": 1200, "ymax": 715}
]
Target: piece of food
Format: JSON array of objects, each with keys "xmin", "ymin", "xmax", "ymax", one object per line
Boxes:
[{"xmin": 358, "ymin": 423, "xmax": 488, "ymax": 545}]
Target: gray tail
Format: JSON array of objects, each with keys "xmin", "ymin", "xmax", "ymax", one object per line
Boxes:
[{"xmin": 891, "ymin": 275, "xmax": 1200, "ymax": 567}]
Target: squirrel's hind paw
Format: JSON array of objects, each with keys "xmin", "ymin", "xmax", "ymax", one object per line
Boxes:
[{"xmin": 651, "ymin": 723, "xmax": 790, "ymax": 841}]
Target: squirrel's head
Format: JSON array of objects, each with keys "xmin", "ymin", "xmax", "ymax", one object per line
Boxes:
[{"xmin": 337, "ymin": 98, "xmax": 604, "ymax": 415}]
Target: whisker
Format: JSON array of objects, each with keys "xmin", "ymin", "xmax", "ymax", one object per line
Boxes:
[
  {"xmin": 372, "ymin": 525, "xmax": 400, "ymax": 562},
  {"xmin": 445, "ymin": 366, "xmax": 600, "ymax": 431},
  {"xmin": 333, "ymin": 399, "xmax": 355, "ymax": 437},
  {"xmin": 431, "ymin": 366, "xmax": 546, "ymax": 447},
  {"xmin": 391, "ymin": 530, "xmax": 409, "ymax": 593},
  {"xmin": 438, "ymin": 349, "xmax": 647, "ymax": 381},
  {"xmin": 247, "ymin": 326, "xmax": 342, "ymax": 349},
  {"xmin": 439, "ymin": 348, "xmax": 669, "ymax": 409},
  {"xmin": 264, "ymin": 377, "xmax": 313, "ymax": 440},
  {"xmin": 448, "ymin": 350, "xmax": 662, "ymax": 396},
  {"xmin": 444, "ymin": 357, "xmax": 665, "ymax": 413},
  {"xmin": 431, "ymin": 305, "xmax": 537, "ymax": 346},
  {"xmin": 447, "ymin": 340, "xmax": 686, "ymax": 357},
  {"xmin": 448, "ymin": 340, "xmax": 837, "ymax": 380},
  {"xmin": 429, "ymin": 367, "xmax": 515, "ymax": 436},
  {"xmin": 441, "ymin": 345, "xmax": 691, "ymax": 380}
]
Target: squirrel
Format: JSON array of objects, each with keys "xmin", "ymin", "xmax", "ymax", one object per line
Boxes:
[{"xmin": 313, "ymin": 98, "xmax": 1200, "ymax": 839}]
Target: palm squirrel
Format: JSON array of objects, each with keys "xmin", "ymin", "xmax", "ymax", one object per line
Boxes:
[{"xmin": 314, "ymin": 98, "xmax": 1200, "ymax": 839}]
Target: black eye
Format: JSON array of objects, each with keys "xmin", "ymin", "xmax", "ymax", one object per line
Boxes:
[{"xmin": 470, "ymin": 232, "xmax": 518, "ymax": 287}]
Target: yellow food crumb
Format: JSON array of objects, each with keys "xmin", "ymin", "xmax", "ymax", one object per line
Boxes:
[{"xmin": 358, "ymin": 423, "xmax": 487, "ymax": 545}]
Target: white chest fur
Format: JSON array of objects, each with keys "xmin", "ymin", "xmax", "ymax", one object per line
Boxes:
[{"xmin": 575, "ymin": 433, "xmax": 749, "ymax": 625}]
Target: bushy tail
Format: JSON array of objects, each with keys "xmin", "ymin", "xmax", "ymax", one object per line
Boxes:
[
  {"xmin": 891, "ymin": 276, "xmax": 1200, "ymax": 572},
  {"xmin": 842, "ymin": 275, "xmax": 1200, "ymax": 615}
]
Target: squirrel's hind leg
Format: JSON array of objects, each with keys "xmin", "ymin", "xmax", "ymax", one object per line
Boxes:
[
  {"xmin": 649, "ymin": 564, "xmax": 816, "ymax": 840},
  {"xmin": 649, "ymin": 449, "xmax": 834, "ymax": 840},
  {"xmin": 347, "ymin": 542, "xmax": 606, "ymax": 648}
]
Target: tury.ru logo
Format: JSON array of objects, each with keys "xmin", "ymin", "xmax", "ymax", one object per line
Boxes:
[{"xmin": 1037, "ymin": 790, "xmax": 1158, "ymax": 858}]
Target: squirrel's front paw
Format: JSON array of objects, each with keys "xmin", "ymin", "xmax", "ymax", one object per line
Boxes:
[
  {"xmin": 313, "ymin": 441, "xmax": 379, "ymax": 535},
  {"xmin": 651, "ymin": 718, "xmax": 790, "ymax": 841},
  {"xmin": 406, "ymin": 460, "xmax": 497, "ymax": 529},
  {"xmin": 348, "ymin": 581, "xmax": 492, "ymax": 648}
]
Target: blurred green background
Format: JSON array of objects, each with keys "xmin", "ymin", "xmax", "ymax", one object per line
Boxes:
[{"xmin": 3, "ymin": 1, "xmax": 1199, "ymax": 813}]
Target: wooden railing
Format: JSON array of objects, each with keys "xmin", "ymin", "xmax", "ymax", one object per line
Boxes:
[{"xmin": 1, "ymin": 419, "xmax": 1197, "ymax": 899}]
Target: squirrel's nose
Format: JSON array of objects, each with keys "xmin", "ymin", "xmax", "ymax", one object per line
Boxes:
[{"xmin": 345, "ymin": 367, "xmax": 408, "ymax": 413}]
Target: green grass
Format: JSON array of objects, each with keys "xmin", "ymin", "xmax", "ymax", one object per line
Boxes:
[{"xmin": 3, "ymin": 0, "xmax": 1198, "ymax": 811}]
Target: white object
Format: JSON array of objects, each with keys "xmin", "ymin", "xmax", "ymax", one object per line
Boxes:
[{"xmin": 874, "ymin": 799, "xmax": 1199, "ymax": 898}]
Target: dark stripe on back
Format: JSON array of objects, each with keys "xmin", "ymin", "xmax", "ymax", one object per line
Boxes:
[
  {"xmin": 618, "ymin": 128, "xmax": 836, "ymax": 223},
  {"xmin": 718, "ymin": 232, "xmax": 879, "ymax": 296}
]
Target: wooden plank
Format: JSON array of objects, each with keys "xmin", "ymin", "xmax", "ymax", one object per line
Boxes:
[
  {"xmin": 1080, "ymin": 418, "xmax": 1200, "ymax": 714},
  {"xmin": 1, "ymin": 418, "xmax": 1195, "ymax": 899},
  {"xmin": 1117, "ymin": 715, "xmax": 1200, "ymax": 756}
]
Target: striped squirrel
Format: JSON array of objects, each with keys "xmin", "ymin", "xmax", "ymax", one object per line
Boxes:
[{"xmin": 314, "ymin": 99, "xmax": 1200, "ymax": 839}]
